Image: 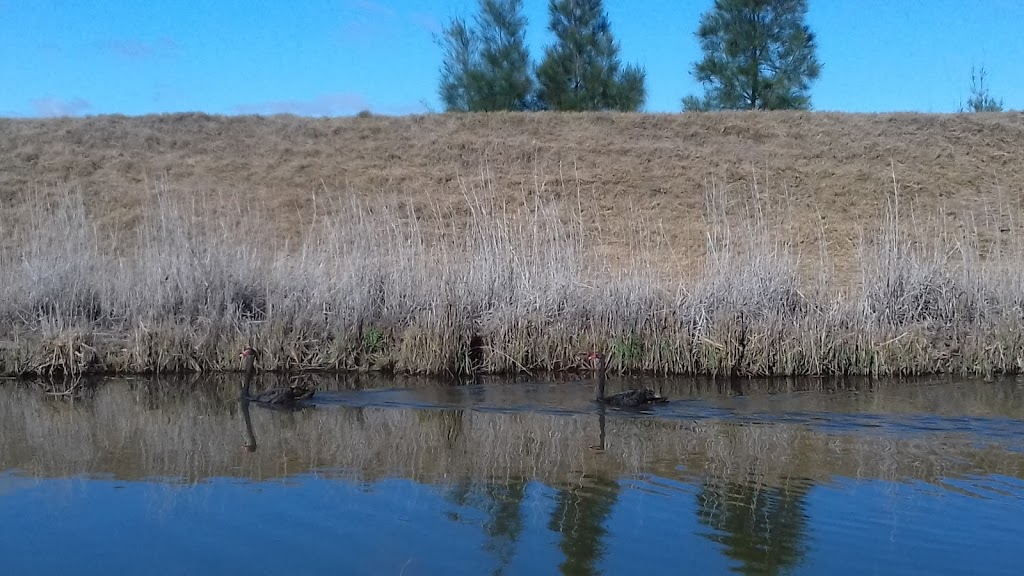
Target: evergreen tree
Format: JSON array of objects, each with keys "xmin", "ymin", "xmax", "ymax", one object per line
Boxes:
[
  {"xmin": 437, "ymin": 0, "xmax": 532, "ymax": 112},
  {"xmin": 964, "ymin": 65, "xmax": 1003, "ymax": 112},
  {"xmin": 536, "ymin": 0, "xmax": 646, "ymax": 111},
  {"xmin": 438, "ymin": 17, "xmax": 480, "ymax": 112},
  {"xmin": 476, "ymin": 0, "xmax": 533, "ymax": 110},
  {"xmin": 683, "ymin": 0, "xmax": 821, "ymax": 111}
]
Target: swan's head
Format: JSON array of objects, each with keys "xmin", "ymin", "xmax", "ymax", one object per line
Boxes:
[
  {"xmin": 586, "ymin": 351, "xmax": 605, "ymax": 369},
  {"xmin": 240, "ymin": 346, "xmax": 258, "ymax": 372}
]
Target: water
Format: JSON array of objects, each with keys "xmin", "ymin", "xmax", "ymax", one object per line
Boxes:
[{"xmin": 1, "ymin": 372, "xmax": 1022, "ymax": 575}]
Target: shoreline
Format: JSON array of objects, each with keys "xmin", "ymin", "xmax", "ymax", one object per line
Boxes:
[{"xmin": 1, "ymin": 313, "xmax": 1017, "ymax": 378}]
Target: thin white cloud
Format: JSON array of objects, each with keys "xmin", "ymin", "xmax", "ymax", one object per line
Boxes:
[
  {"xmin": 410, "ymin": 11, "xmax": 442, "ymax": 35},
  {"xmin": 151, "ymin": 82, "xmax": 175, "ymax": 104},
  {"xmin": 348, "ymin": 0, "xmax": 396, "ymax": 18},
  {"xmin": 379, "ymin": 101, "xmax": 431, "ymax": 116},
  {"xmin": 31, "ymin": 96, "xmax": 91, "ymax": 117},
  {"xmin": 37, "ymin": 41, "xmax": 63, "ymax": 56},
  {"xmin": 340, "ymin": 8, "xmax": 397, "ymax": 44},
  {"xmin": 98, "ymin": 36, "xmax": 180, "ymax": 61},
  {"xmin": 231, "ymin": 93, "xmax": 373, "ymax": 116},
  {"xmin": 339, "ymin": 1, "xmax": 438, "ymax": 45},
  {"xmin": 339, "ymin": 19, "xmax": 386, "ymax": 44}
]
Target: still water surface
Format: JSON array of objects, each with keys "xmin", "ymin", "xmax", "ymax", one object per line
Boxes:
[{"xmin": 1, "ymin": 372, "xmax": 1022, "ymax": 575}]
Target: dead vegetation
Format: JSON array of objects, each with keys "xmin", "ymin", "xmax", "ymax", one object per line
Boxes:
[
  {"xmin": 2, "ymin": 111, "xmax": 1023, "ymax": 278},
  {"xmin": 1, "ymin": 111, "xmax": 1023, "ymax": 377}
]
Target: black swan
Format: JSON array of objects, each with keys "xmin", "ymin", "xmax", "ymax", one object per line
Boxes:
[
  {"xmin": 239, "ymin": 346, "xmax": 315, "ymax": 406},
  {"xmin": 588, "ymin": 352, "xmax": 667, "ymax": 408}
]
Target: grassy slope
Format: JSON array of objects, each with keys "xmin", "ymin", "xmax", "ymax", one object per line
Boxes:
[
  {"xmin": 3, "ymin": 111, "xmax": 1023, "ymax": 278},
  {"xmin": 3, "ymin": 111, "xmax": 1024, "ymax": 377}
]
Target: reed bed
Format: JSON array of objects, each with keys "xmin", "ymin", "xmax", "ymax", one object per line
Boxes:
[{"xmin": 1, "ymin": 172, "xmax": 1023, "ymax": 378}]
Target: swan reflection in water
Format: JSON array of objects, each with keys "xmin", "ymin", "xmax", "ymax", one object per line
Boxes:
[
  {"xmin": 590, "ymin": 405, "xmax": 608, "ymax": 452},
  {"xmin": 240, "ymin": 398, "xmax": 258, "ymax": 453}
]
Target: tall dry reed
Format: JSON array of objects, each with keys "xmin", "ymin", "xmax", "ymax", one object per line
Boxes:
[{"xmin": 1, "ymin": 171, "xmax": 1023, "ymax": 378}]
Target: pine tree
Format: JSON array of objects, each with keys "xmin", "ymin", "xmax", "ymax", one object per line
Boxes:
[
  {"xmin": 683, "ymin": 0, "xmax": 821, "ymax": 111},
  {"xmin": 437, "ymin": 0, "xmax": 532, "ymax": 112},
  {"xmin": 476, "ymin": 0, "xmax": 533, "ymax": 110},
  {"xmin": 438, "ymin": 17, "xmax": 480, "ymax": 112},
  {"xmin": 535, "ymin": 0, "xmax": 646, "ymax": 111},
  {"xmin": 964, "ymin": 65, "xmax": 1003, "ymax": 113}
]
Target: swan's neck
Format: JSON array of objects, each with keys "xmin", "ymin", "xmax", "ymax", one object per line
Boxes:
[{"xmin": 594, "ymin": 359, "xmax": 606, "ymax": 400}]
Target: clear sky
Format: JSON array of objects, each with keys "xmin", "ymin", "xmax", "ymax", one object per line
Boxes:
[{"xmin": 1, "ymin": 0, "xmax": 1021, "ymax": 118}]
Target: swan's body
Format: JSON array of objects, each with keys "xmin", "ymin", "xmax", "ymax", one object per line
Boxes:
[
  {"xmin": 247, "ymin": 385, "xmax": 315, "ymax": 405},
  {"xmin": 588, "ymin": 352, "xmax": 667, "ymax": 408},
  {"xmin": 239, "ymin": 347, "xmax": 315, "ymax": 406},
  {"xmin": 598, "ymin": 387, "xmax": 666, "ymax": 407}
]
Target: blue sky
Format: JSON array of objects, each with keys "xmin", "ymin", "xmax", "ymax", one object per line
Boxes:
[{"xmin": 1, "ymin": 0, "xmax": 1021, "ymax": 117}]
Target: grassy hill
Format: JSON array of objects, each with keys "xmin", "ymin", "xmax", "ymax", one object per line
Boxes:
[
  {"xmin": 3, "ymin": 111, "xmax": 1023, "ymax": 275},
  {"xmin": 2, "ymin": 111, "xmax": 1023, "ymax": 377}
]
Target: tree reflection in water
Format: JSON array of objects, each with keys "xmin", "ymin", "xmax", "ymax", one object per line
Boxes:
[
  {"xmin": 548, "ymin": 475, "xmax": 619, "ymax": 576},
  {"xmin": 548, "ymin": 405, "xmax": 617, "ymax": 576},
  {"xmin": 697, "ymin": 479, "xmax": 809, "ymax": 576},
  {"xmin": 445, "ymin": 478, "xmax": 528, "ymax": 576},
  {"xmin": 436, "ymin": 406, "xmax": 529, "ymax": 575},
  {"xmin": 442, "ymin": 406, "xmax": 620, "ymax": 576}
]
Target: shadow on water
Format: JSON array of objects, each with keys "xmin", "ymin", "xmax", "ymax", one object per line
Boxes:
[{"xmin": 1, "ymin": 371, "xmax": 1023, "ymax": 575}]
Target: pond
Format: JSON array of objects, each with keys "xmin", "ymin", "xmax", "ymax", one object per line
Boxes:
[{"xmin": 1, "ymin": 372, "xmax": 1022, "ymax": 575}]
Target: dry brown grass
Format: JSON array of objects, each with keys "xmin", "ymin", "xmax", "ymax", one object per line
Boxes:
[
  {"xmin": 2, "ymin": 111, "xmax": 1023, "ymax": 279},
  {"xmin": 2, "ymin": 111, "xmax": 1024, "ymax": 377}
]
